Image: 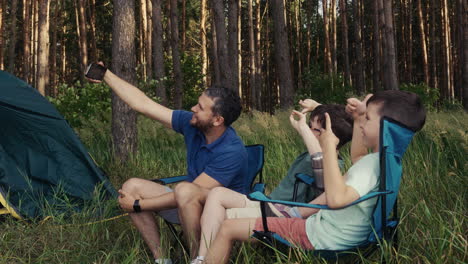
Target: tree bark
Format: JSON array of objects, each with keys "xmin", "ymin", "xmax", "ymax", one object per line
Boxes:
[
  {"xmin": 353, "ymin": 0, "xmax": 365, "ymax": 94},
  {"xmin": 146, "ymin": 0, "xmax": 153, "ymax": 80},
  {"xmin": 89, "ymin": 0, "xmax": 98, "ymax": 62},
  {"xmin": 212, "ymin": 0, "xmax": 233, "ymax": 90},
  {"xmin": 228, "ymin": 0, "xmax": 239, "ymax": 93},
  {"xmin": 77, "ymin": 0, "xmax": 88, "ymax": 80},
  {"xmin": 372, "ymin": 0, "xmax": 381, "ymax": 91},
  {"xmin": 323, "ymin": 0, "xmax": 332, "ymax": 75},
  {"xmin": 340, "ymin": 0, "xmax": 351, "ymax": 86},
  {"xmin": 211, "ymin": 17, "xmax": 220, "ymax": 86},
  {"xmin": 0, "ymin": 0, "xmax": 4, "ymax": 70},
  {"xmin": 248, "ymin": 0, "xmax": 256, "ymax": 109},
  {"xmin": 200, "ymin": 0, "xmax": 208, "ymax": 87},
  {"xmin": 170, "ymin": 0, "xmax": 183, "ymax": 108},
  {"xmin": 181, "ymin": 0, "xmax": 186, "ymax": 52},
  {"xmin": 152, "ymin": 0, "xmax": 167, "ymax": 105},
  {"xmin": 441, "ymin": 0, "xmax": 453, "ymax": 100},
  {"xmin": 462, "ymin": 0, "xmax": 468, "ymax": 109},
  {"xmin": 331, "ymin": 0, "xmax": 337, "ymax": 74},
  {"xmin": 271, "ymin": 0, "xmax": 294, "ymax": 108},
  {"xmin": 255, "ymin": 0, "xmax": 262, "ymax": 110},
  {"xmin": 37, "ymin": 0, "xmax": 50, "ymax": 96},
  {"xmin": 50, "ymin": 0, "xmax": 60, "ymax": 95},
  {"xmin": 111, "ymin": 0, "xmax": 138, "ymax": 162},
  {"xmin": 22, "ymin": 0, "xmax": 31, "ymax": 82},
  {"xmin": 7, "ymin": 0, "xmax": 18, "ymax": 73},
  {"xmin": 383, "ymin": 0, "xmax": 399, "ymax": 90},
  {"xmin": 417, "ymin": 0, "xmax": 429, "ymax": 85}
]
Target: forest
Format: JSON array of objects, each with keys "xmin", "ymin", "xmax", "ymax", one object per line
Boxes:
[{"xmin": 0, "ymin": 1, "xmax": 467, "ymax": 263}]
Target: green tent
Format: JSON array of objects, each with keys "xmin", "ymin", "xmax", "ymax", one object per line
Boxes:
[{"xmin": 0, "ymin": 70, "xmax": 117, "ymax": 219}]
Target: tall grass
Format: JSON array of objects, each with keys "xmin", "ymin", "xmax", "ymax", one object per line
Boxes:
[{"xmin": 0, "ymin": 110, "xmax": 466, "ymax": 263}]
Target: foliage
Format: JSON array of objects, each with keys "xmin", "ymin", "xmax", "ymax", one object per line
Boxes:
[
  {"xmin": 296, "ymin": 65, "xmax": 353, "ymax": 106},
  {"xmin": 1, "ymin": 110, "xmax": 466, "ymax": 263},
  {"xmin": 48, "ymin": 82, "xmax": 111, "ymax": 128}
]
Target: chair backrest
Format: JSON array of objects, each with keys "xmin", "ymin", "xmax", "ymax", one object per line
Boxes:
[
  {"xmin": 245, "ymin": 144, "xmax": 265, "ymax": 191},
  {"xmin": 369, "ymin": 117, "xmax": 415, "ymax": 242}
]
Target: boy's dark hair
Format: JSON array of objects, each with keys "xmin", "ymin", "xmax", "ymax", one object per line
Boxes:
[
  {"xmin": 204, "ymin": 86, "xmax": 242, "ymax": 127},
  {"xmin": 367, "ymin": 90, "xmax": 426, "ymax": 132},
  {"xmin": 310, "ymin": 104, "xmax": 353, "ymax": 149}
]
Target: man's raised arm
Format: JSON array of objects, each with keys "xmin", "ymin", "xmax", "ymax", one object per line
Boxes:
[{"xmin": 102, "ymin": 69, "xmax": 173, "ymax": 128}]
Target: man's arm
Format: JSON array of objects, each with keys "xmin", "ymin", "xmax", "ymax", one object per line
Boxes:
[
  {"xmin": 192, "ymin": 172, "xmax": 223, "ymax": 190},
  {"xmin": 290, "ymin": 110, "xmax": 321, "ymax": 155},
  {"xmin": 346, "ymin": 94, "xmax": 372, "ymax": 164},
  {"xmin": 102, "ymin": 69, "xmax": 173, "ymax": 128}
]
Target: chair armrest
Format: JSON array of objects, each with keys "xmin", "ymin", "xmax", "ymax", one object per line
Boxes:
[
  {"xmin": 247, "ymin": 190, "xmax": 393, "ymax": 210},
  {"xmin": 252, "ymin": 183, "xmax": 266, "ymax": 193},
  {"xmin": 151, "ymin": 175, "xmax": 189, "ymax": 185},
  {"xmin": 295, "ymin": 173, "xmax": 315, "ymax": 185}
]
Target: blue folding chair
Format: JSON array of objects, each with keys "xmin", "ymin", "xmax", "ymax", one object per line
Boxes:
[
  {"xmin": 248, "ymin": 117, "xmax": 416, "ymax": 262},
  {"xmin": 152, "ymin": 144, "xmax": 265, "ymax": 253}
]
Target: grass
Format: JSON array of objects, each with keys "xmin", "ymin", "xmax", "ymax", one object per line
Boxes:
[{"xmin": 0, "ymin": 110, "xmax": 467, "ymax": 263}]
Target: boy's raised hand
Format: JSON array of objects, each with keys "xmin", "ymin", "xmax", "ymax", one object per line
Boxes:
[
  {"xmin": 299, "ymin": 99, "xmax": 321, "ymax": 113},
  {"xmin": 289, "ymin": 110, "xmax": 309, "ymax": 134},
  {"xmin": 319, "ymin": 113, "xmax": 339, "ymax": 150},
  {"xmin": 346, "ymin": 94, "xmax": 372, "ymax": 119}
]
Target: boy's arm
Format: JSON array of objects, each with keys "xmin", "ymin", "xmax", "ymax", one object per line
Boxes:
[
  {"xmin": 101, "ymin": 68, "xmax": 173, "ymax": 128},
  {"xmin": 290, "ymin": 110, "xmax": 321, "ymax": 155},
  {"xmin": 320, "ymin": 113, "xmax": 360, "ymax": 208},
  {"xmin": 297, "ymin": 192, "xmax": 327, "ymax": 217},
  {"xmin": 346, "ymin": 95, "xmax": 372, "ymax": 163}
]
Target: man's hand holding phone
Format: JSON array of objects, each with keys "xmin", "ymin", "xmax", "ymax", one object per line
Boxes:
[{"xmin": 85, "ymin": 62, "xmax": 107, "ymax": 82}]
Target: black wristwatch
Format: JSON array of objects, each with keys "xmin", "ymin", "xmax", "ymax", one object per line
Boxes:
[{"xmin": 133, "ymin": 199, "xmax": 142, "ymax": 213}]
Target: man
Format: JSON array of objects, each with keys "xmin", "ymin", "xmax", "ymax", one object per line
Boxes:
[{"xmin": 87, "ymin": 63, "xmax": 247, "ymax": 264}]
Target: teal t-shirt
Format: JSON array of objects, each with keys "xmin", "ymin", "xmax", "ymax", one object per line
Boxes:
[{"xmin": 269, "ymin": 152, "xmax": 344, "ymax": 203}]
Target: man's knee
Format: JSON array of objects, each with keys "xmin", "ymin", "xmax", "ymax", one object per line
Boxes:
[
  {"xmin": 121, "ymin": 178, "xmax": 144, "ymax": 193},
  {"xmin": 206, "ymin": 186, "xmax": 225, "ymax": 201},
  {"xmin": 174, "ymin": 182, "xmax": 203, "ymax": 207}
]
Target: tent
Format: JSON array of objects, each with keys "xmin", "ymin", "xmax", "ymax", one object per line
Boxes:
[{"xmin": 0, "ymin": 70, "xmax": 117, "ymax": 219}]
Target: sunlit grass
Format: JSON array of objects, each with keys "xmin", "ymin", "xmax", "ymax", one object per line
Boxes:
[{"xmin": 0, "ymin": 110, "xmax": 466, "ymax": 263}]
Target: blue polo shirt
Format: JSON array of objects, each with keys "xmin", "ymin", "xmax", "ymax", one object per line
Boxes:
[{"xmin": 172, "ymin": 110, "xmax": 248, "ymax": 194}]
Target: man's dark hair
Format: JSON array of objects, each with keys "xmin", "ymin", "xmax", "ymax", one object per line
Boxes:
[
  {"xmin": 310, "ymin": 104, "xmax": 353, "ymax": 149},
  {"xmin": 204, "ymin": 86, "xmax": 242, "ymax": 127},
  {"xmin": 367, "ymin": 90, "xmax": 426, "ymax": 132}
]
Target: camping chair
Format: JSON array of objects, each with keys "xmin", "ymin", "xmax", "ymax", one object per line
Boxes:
[
  {"xmin": 248, "ymin": 117, "xmax": 416, "ymax": 262},
  {"xmin": 152, "ymin": 144, "xmax": 265, "ymax": 253}
]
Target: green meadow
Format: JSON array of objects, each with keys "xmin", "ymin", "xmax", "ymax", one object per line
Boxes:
[{"xmin": 0, "ymin": 110, "xmax": 466, "ymax": 263}]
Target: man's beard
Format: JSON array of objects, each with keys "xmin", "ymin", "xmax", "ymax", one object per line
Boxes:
[{"xmin": 190, "ymin": 118, "xmax": 214, "ymax": 133}]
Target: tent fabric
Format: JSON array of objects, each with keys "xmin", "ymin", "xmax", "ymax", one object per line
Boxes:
[{"xmin": 0, "ymin": 70, "xmax": 117, "ymax": 219}]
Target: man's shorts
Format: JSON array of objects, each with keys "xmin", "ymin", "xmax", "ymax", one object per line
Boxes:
[
  {"xmin": 226, "ymin": 195, "xmax": 263, "ymax": 219},
  {"xmin": 157, "ymin": 186, "xmax": 180, "ymax": 224}
]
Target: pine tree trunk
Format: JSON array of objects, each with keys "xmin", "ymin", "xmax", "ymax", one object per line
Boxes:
[
  {"xmin": 353, "ymin": 0, "xmax": 365, "ymax": 94},
  {"xmin": 152, "ymin": 0, "xmax": 166, "ymax": 105},
  {"xmin": 50, "ymin": 0, "xmax": 60, "ymax": 95},
  {"xmin": 60, "ymin": 6, "xmax": 67, "ymax": 84},
  {"xmin": 383, "ymin": 0, "xmax": 399, "ymax": 90},
  {"xmin": 111, "ymin": 0, "xmax": 138, "ymax": 163},
  {"xmin": 0, "ymin": 0, "xmax": 4, "ymax": 70},
  {"xmin": 271, "ymin": 0, "xmax": 294, "ymax": 108},
  {"xmin": 430, "ymin": 0, "xmax": 438, "ymax": 91},
  {"xmin": 89, "ymin": 0, "xmax": 98, "ymax": 62},
  {"xmin": 340, "ymin": 0, "xmax": 351, "ymax": 86},
  {"xmin": 331, "ymin": 0, "xmax": 337, "ymax": 74},
  {"xmin": 77, "ymin": 0, "xmax": 88, "ymax": 80},
  {"xmin": 323, "ymin": 0, "xmax": 332, "ymax": 75},
  {"xmin": 255, "ymin": 0, "xmax": 262, "ymax": 110},
  {"xmin": 417, "ymin": 0, "xmax": 429, "ymax": 85},
  {"xmin": 200, "ymin": 0, "xmax": 208, "ymax": 87},
  {"xmin": 372, "ymin": 0, "xmax": 381, "ymax": 91},
  {"xmin": 170, "ymin": 0, "xmax": 183, "ymax": 108},
  {"xmin": 181, "ymin": 0, "xmax": 186, "ymax": 52},
  {"xmin": 37, "ymin": 0, "xmax": 50, "ymax": 96},
  {"xmin": 228, "ymin": 0, "xmax": 239, "ymax": 93},
  {"xmin": 408, "ymin": 0, "xmax": 413, "ymax": 83},
  {"xmin": 7, "ymin": 0, "xmax": 18, "ymax": 73},
  {"xmin": 248, "ymin": 0, "xmax": 256, "ymax": 109},
  {"xmin": 462, "ymin": 0, "xmax": 468, "ymax": 109},
  {"xmin": 211, "ymin": 17, "xmax": 221, "ymax": 86},
  {"xmin": 441, "ymin": 0, "xmax": 453, "ymax": 100},
  {"xmin": 22, "ymin": 0, "xmax": 31, "ymax": 82},
  {"xmin": 33, "ymin": 0, "xmax": 39, "ymax": 87},
  {"xmin": 146, "ymin": 0, "xmax": 152, "ymax": 80},
  {"xmin": 212, "ymin": 0, "xmax": 233, "ymax": 90}
]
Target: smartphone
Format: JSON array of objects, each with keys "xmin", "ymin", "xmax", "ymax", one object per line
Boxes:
[{"xmin": 85, "ymin": 63, "xmax": 107, "ymax": 81}]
